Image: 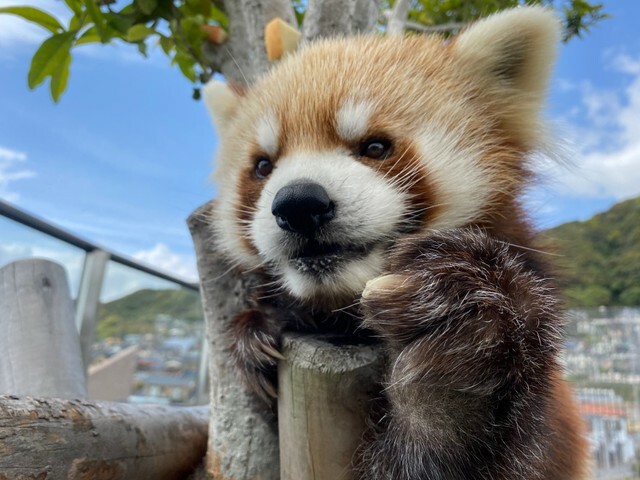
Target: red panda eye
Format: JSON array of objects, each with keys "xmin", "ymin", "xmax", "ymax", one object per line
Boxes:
[
  {"xmin": 360, "ymin": 138, "xmax": 392, "ymax": 160},
  {"xmin": 255, "ymin": 157, "xmax": 273, "ymax": 179}
]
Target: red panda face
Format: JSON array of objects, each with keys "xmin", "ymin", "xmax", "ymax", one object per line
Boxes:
[{"xmin": 206, "ymin": 21, "xmax": 558, "ymax": 308}]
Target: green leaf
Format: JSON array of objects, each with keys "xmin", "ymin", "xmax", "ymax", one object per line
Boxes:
[
  {"xmin": 185, "ymin": 0, "xmax": 209, "ymax": 17},
  {"xmin": 83, "ymin": 0, "xmax": 106, "ymax": 41},
  {"xmin": 0, "ymin": 6, "xmax": 63, "ymax": 34},
  {"xmin": 28, "ymin": 31, "xmax": 75, "ymax": 89},
  {"xmin": 105, "ymin": 12, "xmax": 134, "ymax": 35},
  {"xmin": 173, "ymin": 51, "xmax": 196, "ymax": 82},
  {"xmin": 64, "ymin": 0, "xmax": 82, "ymax": 16},
  {"xmin": 50, "ymin": 52, "xmax": 72, "ymax": 102},
  {"xmin": 68, "ymin": 12, "xmax": 84, "ymax": 31},
  {"xmin": 126, "ymin": 24, "xmax": 155, "ymax": 42},
  {"xmin": 76, "ymin": 26, "xmax": 101, "ymax": 45},
  {"xmin": 137, "ymin": 41, "xmax": 148, "ymax": 57},
  {"xmin": 158, "ymin": 35, "xmax": 173, "ymax": 55},
  {"xmin": 209, "ymin": 5, "xmax": 228, "ymax": 29},
  {"xmin": 135, "ymin": 0, "xmax": 157, "ymax": 15}
]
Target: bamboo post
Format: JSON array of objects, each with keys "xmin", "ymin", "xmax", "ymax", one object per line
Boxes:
[
  {"xmin": 187, "ymin": 202, "xmax": 280, "ymax": 480},
  {"xmin": 0, "ymin": 258, "xmax": 86, "ymax": 399},
  {"xmin": 0, "ymin": 395, "xmax": 208, "ymax": 480},
  {"xmin": 278, "ymin": 333, "xmax": 383, "ymax": 480}
]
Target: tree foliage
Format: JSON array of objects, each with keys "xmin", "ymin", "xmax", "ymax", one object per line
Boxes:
[
  {"xmin": 0, "ymin": 0, "xmax": 607, "ymax": 101},
  {"xmin": 545, "ymin": 196, "xmax": 640, "ymax": 307}
]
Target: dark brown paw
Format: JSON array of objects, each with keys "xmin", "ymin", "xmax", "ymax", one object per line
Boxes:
[
  {"xmin": 360, "ymin": 229, "xmax": 561, "ymax": 390},
  {"xmin": 230, "ymin": 309, "xmax": 284, "ymax": 403}
]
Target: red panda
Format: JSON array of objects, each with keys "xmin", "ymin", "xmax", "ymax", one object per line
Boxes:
[{"xmin": 203, "ymin": 6, "xmax": 590, "ymax": 479}]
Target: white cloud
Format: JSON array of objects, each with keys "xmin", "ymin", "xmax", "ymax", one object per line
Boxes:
[
  {"xmin": 0, "ymin": 145, "xmax": 35, "ymax": 202},
  {"xmin": 551, "ymin": 54, "xmax": 640, "ymax": 200},
  {"xmin": 133, "ymin": 243, "xmax": 198, "ymax": 282}
]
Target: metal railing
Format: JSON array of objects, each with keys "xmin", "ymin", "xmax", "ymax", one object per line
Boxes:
[{"xmin": 0, "ymin": 199, "xmax": 208, "ymax": 405}]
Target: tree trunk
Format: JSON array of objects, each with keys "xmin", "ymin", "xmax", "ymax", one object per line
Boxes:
[
  {"xmin": 187, "ymin": 202, "xmax": 279, "ymax": 480},
  {"xmin": 0, "ymin": 395, "xmax": 208, "ymax": 480},
  {"xmin": 302, "ymin": 0, "xmax": 379, "ymax": 41},
  {"xmin": 204, "ymin": 0, "xmax": 296, "ymax": 83},
  {"xmin": 192, "ymin": 2, "xmax": 383, "ymax": 478}
]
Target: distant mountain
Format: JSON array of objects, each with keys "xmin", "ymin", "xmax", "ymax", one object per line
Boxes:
[
  {"xmin": 544, "ymin": 197, "xmax": 640, "ymax": 307},
  {"xmin": 98, "ymin": 288, "xmax": 203, "ymax": 339}
]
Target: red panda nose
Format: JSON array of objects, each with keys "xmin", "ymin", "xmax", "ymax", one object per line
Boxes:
[{"xmin": 271, "ymin": 182, "xmax": 336, "ymax": 237}]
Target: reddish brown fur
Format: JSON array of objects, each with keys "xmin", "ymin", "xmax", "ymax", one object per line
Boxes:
[{"xmin": 206, "ymin": 8, "xmax": 589, "ymax": 478}]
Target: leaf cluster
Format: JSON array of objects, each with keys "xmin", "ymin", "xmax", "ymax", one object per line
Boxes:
[
  {"xmin": 0, "ymin": 0, "xmax": 607, "ymax": 101},
  {"xmin": 384, "ymin": 0, "xmax": 608, "ymax": 40},
  {"xmin": 0, "ymin": 0, "xmax": 228, "ymax": 100}
]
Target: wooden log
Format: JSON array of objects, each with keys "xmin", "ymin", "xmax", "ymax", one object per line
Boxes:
[
  {"xmin": 278, "ymin": 333, "xmax": 383, "ymax": 480},
  {"xmin": 0, "ymin": 259, "xmax": 86, "ymax": 399},
  {"xmin": 0, "ymin": 395, "xmax": 208, "ymax": 480},
  {"xmin": 187, "ymin": 202, "xmax": 279, "ymax": 480}
]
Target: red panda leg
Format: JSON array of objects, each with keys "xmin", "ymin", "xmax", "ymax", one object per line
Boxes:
[
  {"xmin": 229, "ymin": 308, "xmax": 283, "ymax": 404},
  {"xmin": 355, "ymin": 228, "xmax": 587, "ymax": 480}
]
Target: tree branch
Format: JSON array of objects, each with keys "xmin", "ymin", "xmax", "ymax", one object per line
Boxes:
[{"xmin": 386, "ymin": 0, "xmax": 409, "ymax": 35}]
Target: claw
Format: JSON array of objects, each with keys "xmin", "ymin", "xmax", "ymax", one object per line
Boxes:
[
  {"xmin": 261, "ymin": 343, "xmax": 286, "ymax": 360},
  {"xmin": 259, "ymin": 376, "xmax": 278, "ymax": 399},
  {"xmin": 362, "ymin": 274, "xmax": 406, "ymax": 299}
]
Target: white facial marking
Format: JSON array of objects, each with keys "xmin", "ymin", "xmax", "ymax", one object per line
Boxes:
[
  {"xmin": 256, "ymin": 112, "xmax": 280, "ymax": 156},
  {"xmin": 336, "ymin": 99, "xmax": 376, "ymax": 142},
  {"xmin": 249, "ymin": 150, "xmax": 407, "ymax": 301},
  {"xmin": 416, "ymin": 123, "xmax": 493, "ymax": 229}
]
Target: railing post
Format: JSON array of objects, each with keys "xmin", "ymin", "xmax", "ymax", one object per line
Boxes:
[{"xmin": 75, "ymin": 249, "xmax": 110, "ymax": 371}]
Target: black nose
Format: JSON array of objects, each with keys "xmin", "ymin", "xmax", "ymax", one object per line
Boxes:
[{"xmin": 271, "ymin": 182, "xmax": 335, "ymax": 237}]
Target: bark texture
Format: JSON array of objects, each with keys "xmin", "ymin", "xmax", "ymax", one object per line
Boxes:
[
  {"xmin": 187, "ymin": 202, "xmax": 279, "ymax": 480},
  {"xmin": 0, "ymin": 395, "xmax": 208, "ymax": 480},
  {"xmin": 302, "ymin": 0, "xmax": 379, "ymax": 41},
  {"xmin": 204, "ymin": 0, "xmax": 296, "ymax": 83}
]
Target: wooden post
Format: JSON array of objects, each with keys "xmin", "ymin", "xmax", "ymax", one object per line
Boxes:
[
  {"xmin": 0, "ymin": 395, "xmax": 208, "ymax": 480},
  {"xmin": 187, "ymin": 202, "xmax": 280, "ymax": 480},
  {"xmin": 278, "ymin": 333, "xmax": 383, "ymax": 480},
  {"xmin": 0, "ymin": 259, "xmax": 86, "ymax": 399}
]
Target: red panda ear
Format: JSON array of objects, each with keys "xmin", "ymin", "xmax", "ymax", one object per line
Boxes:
[
  {"xmin": 202, "ymin": 80, "xmax": 244, "ymax": 132},
  {"xmin": 452, "ymin": 6, "xmax": 561, "ymax": 147}
]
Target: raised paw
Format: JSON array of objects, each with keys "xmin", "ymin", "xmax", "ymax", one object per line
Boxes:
[
  {"xmin": 230, "ymin": 309, "xmax": 285, "ymax": 403},
  {"xmin": 360, "ymin": 228, "xmax": 561, "ymax": 391}
]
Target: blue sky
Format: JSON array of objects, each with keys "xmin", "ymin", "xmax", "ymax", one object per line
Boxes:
[{"xmin": 1, "ymin": 1, "xmax": 640, "ymax": 299}]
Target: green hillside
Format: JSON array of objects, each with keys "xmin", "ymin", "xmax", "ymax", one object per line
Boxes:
[
  {"xmin": 97, "ymin": 288, "xmax": 203, "ymax": 339},
  {"xmin": 544, "ymin": 197, "xmax": 640, "ymax": 307}
]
